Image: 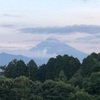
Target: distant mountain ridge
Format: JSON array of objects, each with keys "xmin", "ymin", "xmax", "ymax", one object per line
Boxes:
[{"xmin": 0, "ymin": 52, "xmax": 31, "ymax": 66}]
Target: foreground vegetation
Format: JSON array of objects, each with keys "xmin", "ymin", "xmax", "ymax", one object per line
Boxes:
[{"xmin": 0, "ymin": 52, "xmax": 100, "ymax": 100}]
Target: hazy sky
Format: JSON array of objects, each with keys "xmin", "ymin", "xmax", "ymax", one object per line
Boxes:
[
  {"xmin": 0, "ymin": 0, "xmax": 100, "ymax": 54},
  {"xmin": 1, "ymin": 0, "xmax": 100, "ymax": 26}
]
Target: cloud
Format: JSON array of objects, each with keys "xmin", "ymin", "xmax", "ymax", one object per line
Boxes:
[
  {"xmin": 29, "ymin": 49, "xmax": 57, "ymax": 58},
  {"xmin": 82, "ymin": 0, "xmax": 90, "ymax": 2},
  {"xmin": 20, "ymin": 25, "xmax": 100, "ymax": 34},
  {"xmin": 75, "ymin": 35, "xmax": 100, "ymax": 44},
  {"xmin": 0, "ymin": 24, "xmax": 16, "ymax": 28},
  {"xmin": 82, "ymin": 0, "xmax": 88, "ymax": 2},
  {"xmin": 87, "ymin": 46, "xmax": 97, "ymax": 49},
  {"xmin": 3, "ymin": 14, "xmax": 21, "ymax": 18}
]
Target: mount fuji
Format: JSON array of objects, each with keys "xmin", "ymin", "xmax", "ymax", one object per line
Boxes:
[{"xmin": 30, "ymin": 38, "xmax": 88, "ymax": 65}]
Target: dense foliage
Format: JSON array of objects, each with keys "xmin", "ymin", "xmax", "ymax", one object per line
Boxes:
[{"xmin": 0, "ymin": 53, "xmax": 100, "ymax": 100}]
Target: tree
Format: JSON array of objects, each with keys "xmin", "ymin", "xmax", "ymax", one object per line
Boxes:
[
  {"xmin": 4, "ymin": 59, "xmax": 28, "ymax": 78},
  {"xmin": 89, "ymin": 72, "xmax": 100, "ymax": 95},
  {"xmin": 38, "ymin": 54, "xmax": 81, "ymax": 81},
  {"xmin": 14, "ymin": 60, "xmax": 28, "ymax": 77},
  {"xmin": 0, "ymin": 65, "xmax": 6, "ymax": 71},
  {"xmin": 81, "ymin": 53, "xmax": 100, "ymax": 77},
  {"xmin": 31, "ymin": 81, "xmax": 43, "ymax": 100},
  {"xmin": 0, "ymin": 65, "xmax": 6, "ymax": 75},
  {"xmin": 42, "ymin": 80, "xmax": 75, "ymax": 100},
  {"xmin": 55, "ymin": 70, "xmax": 67, "ymax": 82},
  {"xmin": 0, "ymin": 76, "xmax": 13, "ymax": 100},
  {"xmin": 83, "ymin": 72, "xmax": 100, "ymax": 95},
  {"xmin": 92, "ymin": 62, "xmax": 100, "ymax": 73},
  {"xmin": 71, "ymin": 89, "xmax": 94, "ymax": 100},
  {"xmin": 69, "ymin": 74, "xmax": 83, "ymax": 88},
  {"xmin": 12, "ymin": 76, "xmax": 33, "ymax": 100},
  {"xmin": 4, "ymin": 59, "xmax": 18, "ymax": 78},
  {"xmin": 27, "ymin": 60, "xmax": 38, "ymax": 81},
  {"xmin": 38, "ymin": 64, "xmax": 47, "ymax": 82}
]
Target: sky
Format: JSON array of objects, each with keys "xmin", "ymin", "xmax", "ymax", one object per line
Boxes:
[{"xmin": 0, "ymin": 0, "xmax": 100, "ymax": 55}]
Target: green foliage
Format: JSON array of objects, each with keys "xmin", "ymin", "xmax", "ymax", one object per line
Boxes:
[
  {"xmin": 4, "ymin": 59, "xmax": 28, "ymax": 78},
  {"xmin": 55, "ymin": 70, "xmax": 67, "ymax": 82},
  {"xmin": 4, "ymin": 59, "xmax": 38, "ymax": 80},
  {"xmin": 42, "ymin": 80, "xmax": 75, "ymax": 100},
  {"xmin": 69, "ymin": 74, "xmax": 83, "ymax": 88},
  {"xmin": 0, "ymin": 76, "xmax": 13, "ymax": 100},
  {"xmin": 31, "ymin": 81, "xmax": 43, "ymax": 99},
  {"xmin": 38, "ymin": 64, "xmax": 47, "ymax": 82},
  {"xmin": 0, "ymin": 76, "xmax": 34, "ymax": 100},
  {"xmin": 83, "ymin": 72, "xmax": 100, "ymax": 95},
  {"xmin": 27, "ymin": 60, "xmax": 38, "ymax": 81},
  {"xmin": 81, "ymin": 53, "xmax": 100, "ymax": 77},
  {"xmin": 0, "ymin": 65, "xmax": 6, "ymax": 71},
  {"xmin": 71, "ymin": 89, "xmax": 94, "ymax": 100},
  {"xmin": 0, "ymin": 76, "xmax": 75, "ymax": 100},
  {"xmin": 4, "ymin": 59, "xmax": 18, "ymax": 78},
  {"xmin": 38, "ymin": 54, "xmax": 81, "ymax": 81},
  {"xmin": 95, "ymin": 95, "xmax": 100, "ymax": 100},
  {"xmin": 11, "ymin": 76, "xmax": 33, "ymax": 100},
  {"xmin": 15, "ymin": 60, "xmax": 28, "ymax": 77},
  {"xmin": 0, "ymin": 53, "xmax": 100, "ymax": 99},
  {"xmin": 92, "ymin": 62, "xmax": 100, "ymax": 73}
]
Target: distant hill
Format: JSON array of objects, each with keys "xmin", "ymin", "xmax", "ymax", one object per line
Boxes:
[
  {"xmin": 0, "ymin": 52, "xmax": 31, "ymax": 66},
  {"xmin": 30, "ymin": 38, "xmax": 88, "ymax": 65}
]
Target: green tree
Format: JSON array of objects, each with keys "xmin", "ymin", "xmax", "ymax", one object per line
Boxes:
[
  {"xmin": 38, "ymin": 64, "xmax": 47, "ymax": 82},
  {"xmin": 83, "ymin": 72, "xmax": 100, "ymax": 95},
  {"xmin": 15, "ymin": 60, "xmax": 28, "ymax": 77},
  {"xmin": 12, "ymin": 76, "xmax": 33, "ymax": 100},
  {"xmin": 0, "ymin": 65, "xmax": 6, "ymax": 71},
  {"xmin": 71, "ymin": 89, "xmax": 94, "ymax": 100},
  {"xmin": 92, "ymin": 62, "xmax": 100, "ymax": 73},
  {"xmin": 55, "ymin": 70, "xmax": 67, "ymax": 82},
  {"xmin": 4, "ymin": 59, "xmax": 18, "ymax": 78},
  {"xmin": 4, "ymin": 59, "xmax": 28, "ymax": 78},
  {"xmin": 69, "ymin": 74, "xmax": 83, "ymax": 88},
  {"xmin": 81, "ymin": 53, "xmax": 100, "ymax": 77},
  {"xmin": 42, "ymin": 80, "xmax": 75, "ymax": 100},
  {"xmin": 27, "ymin": 60, "xmax": 38, "ymax": 81},
  {"xmin": 31, "ymin": 81, "xmax": 43, "ymax": 100},
  {"xmin": 38, "ymin": 54, "xmax": 81, "ymax": 81},
  {"xmin": 0, "ymin": 76, "xmax": 13, "ymax": 100}
]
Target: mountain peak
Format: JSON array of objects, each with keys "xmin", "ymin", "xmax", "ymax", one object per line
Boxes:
[
  {"xmin": 45, "ymin": 38, "xmax": 60, "ymax": 43},
  {"xmin": 30, "ymin": 38, "xmax": 88, "ymax": 64}
]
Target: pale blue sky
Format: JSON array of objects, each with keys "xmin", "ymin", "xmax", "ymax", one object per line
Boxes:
[
  {"xmin": 0, "ymin": 0, "xmax": 100, "ymax": 55},
  {"xmin": 0, "ymin": 0, "xmax": 100, "ymax": 26}
]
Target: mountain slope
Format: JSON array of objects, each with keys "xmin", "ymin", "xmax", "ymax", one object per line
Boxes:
[
  {"xmin": 30, "ymin": 38, "xmax": 88, "ymax": 64},
  {"xmin": 0, "ymin": 52, "xmax": 31, "ymax": 66}
]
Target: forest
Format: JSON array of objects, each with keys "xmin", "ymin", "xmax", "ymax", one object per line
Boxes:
[{"xmin": 0, "ymin": 52, "xmax": 100, "ymax": 100}]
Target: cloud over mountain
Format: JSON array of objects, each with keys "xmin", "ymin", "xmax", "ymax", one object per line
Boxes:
[
  {"xmin": 20, "ymin": 25, "xmax": 100, "ymax": 34},
  {"xmin": 0, "ymin": 24, "xmax": 16, "ymax": 28}
]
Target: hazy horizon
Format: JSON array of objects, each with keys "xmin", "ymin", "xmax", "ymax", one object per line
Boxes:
[{"xmin": 0, "ymin": 0, "xmax": 100, "ymax": 55}]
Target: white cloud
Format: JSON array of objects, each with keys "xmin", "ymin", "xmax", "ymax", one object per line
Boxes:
[{"xmin": 29, "ymin": 49, "xmax": 57, "ymax": 58}]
